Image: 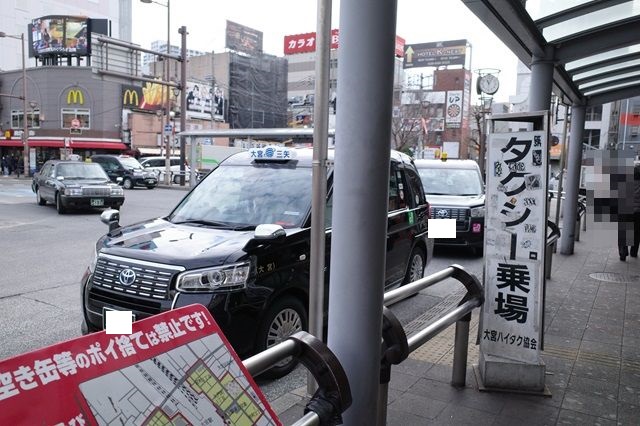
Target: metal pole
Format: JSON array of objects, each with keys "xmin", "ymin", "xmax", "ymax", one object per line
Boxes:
[
  {"xmin": 179, "ymin": 26, "xmax": 187, "ymax": 186},
  {"xmin": 327, "ymin": 0, "xmax": 398, "ymax": 422},
  {"xmin": 21, "ymin": 33, "xmax": 29, "ymax": 177},
  {"xmin": 560, "ymin": 104, "xmax": 586, "ymax": 254},
  {"xmin": 164, "ymin": 0, "xmax": 171, "ymax": 185},
  {"xmin": 451, "ymin": 314, "xmax": 471, "ymax": 387},
  {"xmin": 554, "ymin": 105, "xmax": 570, "ymax": 229},
  {"xmin": 307, "ymin": 0, "xmax": 332, "ymax": 396},
  {"xmin": 528, "ymin": 46, "xmax": 554, "ymax": 112}
]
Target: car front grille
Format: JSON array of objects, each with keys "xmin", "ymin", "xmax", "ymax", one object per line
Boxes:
[
  {"xmin": 432, "ymin": 207, "xmax": 470, "ymax": 231},
  {"xmin": 82, "ymin": 187, "xmax": 111, "ymax": 196},
  {"xmin": 91, "ymin": 254, "xmax": 184, "ymax": 300}
]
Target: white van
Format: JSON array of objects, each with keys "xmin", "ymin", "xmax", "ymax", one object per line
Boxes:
[{"xmin": 139, "ymin": 156, "xmax": 190, "ymax": 183}]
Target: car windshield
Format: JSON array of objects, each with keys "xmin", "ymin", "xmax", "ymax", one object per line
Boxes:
[
  {"xmin": 119, "ymin": 157, "xmax": 143, "ymax": 169},
  {"xmin": 170, "ymin": 164, "xmax": 312, "ymax": 228},
  {"xmin": 418, "ymin": 168, "xmax": 483, "ymax": 196},
  {"xmin": 56, "ymin": 163, "xmax": 109, "ymax": 180}
]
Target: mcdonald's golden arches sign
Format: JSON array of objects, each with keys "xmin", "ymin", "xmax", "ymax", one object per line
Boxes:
[{"xmin": 66, "ymin": 88, "xmax": 84, "ymax": 105}]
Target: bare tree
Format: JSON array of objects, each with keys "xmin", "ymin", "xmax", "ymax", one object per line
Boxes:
[{"xmin": 391, "ymin": 103, "xmax": 424, "ymax": 154}]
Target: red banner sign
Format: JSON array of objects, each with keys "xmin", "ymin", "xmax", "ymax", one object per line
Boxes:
[
  {"xmin": 0, "ymin": 305, "xmax": 280, "ymax": 425},
  {"xmin": 284, "ymin": 29, "xmax": 405, "ymax": 57}
]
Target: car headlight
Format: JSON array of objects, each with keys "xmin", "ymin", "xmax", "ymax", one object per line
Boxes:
[
  {"xmin": 65, "ymin": 187, "xmax": 82, "ymax": 196},
  {"xmin": 88, "ymin": 250, "xmax": 98, "ymax": 274},
  {"xmin": 470, "ymin": 206, "xmax": 485, "ymax": 218},
  {"xmin": 110, "ymin": 186, "xmax": 124, "ymax": 196},
  {"xmin": 176, "ymin": 262, "xmax": 251, "ymax": 292}
]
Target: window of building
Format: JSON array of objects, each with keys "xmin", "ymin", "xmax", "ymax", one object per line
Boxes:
[
  {"xmin": 61, "ymin": 108, "xmax": 90, "ymax": 129},
  {"xmin": 582, "ymin": 129, "xmax": 601, "ymax": 148},
  {"xmin": 11, "ymin": 110, "xmax": 41, "ymax": 129},
  {"xmin": 585, "ymin": 105, "xmax": 602, "ymax": 121}
]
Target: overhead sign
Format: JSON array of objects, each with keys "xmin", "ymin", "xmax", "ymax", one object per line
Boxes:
[
  {"xmin": 284, "ymin": 29, "xmax": 405, "ymax": 57},
  {"xmin": 0, "ymin": 304, "xmax": 280, "ymax": 425},
  {"xmin": 403, "ymin": 39, "xmax": 467, "ymax": 69},
  {"xmin": 482, "ymin": 128, "xmax": 548, "ymax": 364},
  {"xmin": 225, "ymin": 20, "xmax": 263, "ymax": 56}
]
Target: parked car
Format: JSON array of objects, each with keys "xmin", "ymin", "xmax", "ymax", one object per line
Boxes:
[
  {"xmin": 31, "ymin": 160, "xmax": 124, "ymax": 214},
  {"xmin": 80, "ymin": 146, "xmax": 432, "ymax": 378},
  {"xmin": 415, "ymin": 158, "xmax": 485, "ymax": 255},
  {"xmin": 90, "ymin": 155, "xmax": 157, "ymax": 189},
  {"xmin": 139, "ymin": 156, "xmax": 191, "ymax": 184}
]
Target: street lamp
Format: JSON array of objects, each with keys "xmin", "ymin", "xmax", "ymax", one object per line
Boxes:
[
  {"xmin": 0, "ymin": 31, "xmax": 29, "ymax": 176},
  {"xmin": 140, "ymin": 0, "xmax": 172, "ymax": 184}
]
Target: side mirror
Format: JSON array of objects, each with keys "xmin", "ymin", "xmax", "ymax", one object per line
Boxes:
[
  {"xmin": 254, "ymin": 224, "xmax": 286, "ymax": 240},
  {"xmin": 243, "ymin": 224, "xmax": 286, "ymax": 251},
  {"xmin": 100, "ymin": 209, "xmax": 121, "ymax": 233},
  {"xmin": 116, "ymin": 176, "xmax": 123, "ymax": 184},
  {"xmin": 56, "ymin": 176, "xmax": 65, "ymax": 181}
]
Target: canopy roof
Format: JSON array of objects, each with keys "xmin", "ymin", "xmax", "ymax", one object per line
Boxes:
[{"xmin": 463, "ymin": 0, "xmax": 640, "ymax": 106}]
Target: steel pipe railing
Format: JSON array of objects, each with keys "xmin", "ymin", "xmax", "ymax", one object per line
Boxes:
[
  {"xmin": 243, "ymin": 331, "xmax": 352, "ymax": 426},
  {"xmin": 377, "ymin": 265, "xmax": 483, "ymax": 426},
  {"xmin": 545, "ymin": 220, "xmax": 561, "ymax": 279}
]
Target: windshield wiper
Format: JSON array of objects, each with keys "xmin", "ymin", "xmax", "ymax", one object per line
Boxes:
[
  {"xmin": 173, "ymin": 219, "xmax": 236, "ymax": 228},
  {"xmin": 427, "ymin": 192, "xmax": 451, "ymax": 195},
  {"xmin": 455, "ymin": 193, "xmax": 481, "ymax": 196},
  {"xmin": 232, "ymin": 224, "xmax": 256, "ymax": 231}
]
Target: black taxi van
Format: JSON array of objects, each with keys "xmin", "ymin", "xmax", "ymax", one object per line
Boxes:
[
  {"xmin": 81, "ymin": 146, "xmax": 432, "ymax": 377},
  {"xmin": 415, "ymin": 158, "xmax": 485, "ymax": 255}
]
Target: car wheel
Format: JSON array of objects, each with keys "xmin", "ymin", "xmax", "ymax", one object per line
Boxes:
[
  {"xmin": 403, "ymin": 246, "xmax": 425, "ymax": 285},
  {"xmin": 36, "ymin": 188, "xmax": 46, "ymax": 205},
  {"xmin": 255, "ymin": 296, "xmax": 307, "ymax": 379},
  {"xmin": 55, "ymin": 193, "xmax": 65, "ymax": 214},
  {"xmin": 147, "ymin": 185, "xmax": 155, "ymax": 189},
  {"xmin": 472, "ymin": 246, "xmax": 484, "ymax": 257},
  {"xmin": 122, "ymin": 178, "xmax": 133, "ymax": 189}
]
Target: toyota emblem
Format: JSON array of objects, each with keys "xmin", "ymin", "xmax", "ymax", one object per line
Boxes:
[
  {"xmin": 435, "ymin": 209, "xmax": 449, "ymax": 219},
  {"xmin": 118, "ymin": 269, "xmax": 136, "ymax": 286}
]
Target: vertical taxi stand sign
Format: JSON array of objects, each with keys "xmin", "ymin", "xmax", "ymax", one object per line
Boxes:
[{"xmin": 477, "ymin": 111, "xmax": 551, "ymax": 395}]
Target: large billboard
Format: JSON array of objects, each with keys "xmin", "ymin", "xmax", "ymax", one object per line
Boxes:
[
  {"xmin": 186, "ymin": 81, "xmax": 225, "ymax": 120},
  {"xmin": 283, "ymin": 29, "xmax": 405, "ymax": 57},
  {"xmin": 403, "ymin": 39, "xmax": 467, "ymax": 69},
  {"xmin": 121, "ymin": 82, "xmax": 172, "ymax": 112},
  {"xmin": 30, "ymin": 15, "xmax": 90, "ymax": 57},
  {"xmin": 225, "ymin": 20, "xmax": 263, "ymax": 56}
]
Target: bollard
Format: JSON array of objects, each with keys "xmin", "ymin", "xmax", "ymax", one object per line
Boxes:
[{"xmin": 451, "ymin": 313, "xmax": 471, "ymax": 387}]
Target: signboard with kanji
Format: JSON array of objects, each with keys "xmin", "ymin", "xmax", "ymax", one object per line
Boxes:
[
  {"xmin": 403, "ymin": 39, "xmax": 467, "ymax": 69},
  {"xmin": 481, "ymin": 129, "xmax": 548, "ymax": 364},
  {"xmin": 0, "ymin": 304, "xmax": 280, "ymax": 426}
]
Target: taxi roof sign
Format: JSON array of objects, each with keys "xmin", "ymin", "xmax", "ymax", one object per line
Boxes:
[{"xmin": 249, "ymin": 146, "xmax": 296, "ymax": 160}]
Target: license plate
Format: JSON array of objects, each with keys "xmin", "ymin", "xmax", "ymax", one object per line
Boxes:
[
  {"xmin": 146, "ymin": 179, "xmax": 156, "ymax": 183},
  {"xmin": 102, "ymin": 307, "xmax": 136, "ymax": 329},
  {"xmin": 90, "ymin": 198, "xmax": 104, "ymax": 207}
]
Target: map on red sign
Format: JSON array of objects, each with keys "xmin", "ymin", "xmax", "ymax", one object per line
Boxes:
[{"xmin": 0, "ymin": 304, "xmax": 280, "ymax": 426}]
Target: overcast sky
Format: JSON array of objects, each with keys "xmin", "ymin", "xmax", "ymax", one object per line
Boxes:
[{"xmin": 132, "ymin": 0, "xmax": 519, "ymax": 103}]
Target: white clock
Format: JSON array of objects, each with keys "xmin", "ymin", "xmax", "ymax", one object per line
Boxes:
[{"xmin": 477, "ymin": 74, "xmax": 500, "ymax": 95}]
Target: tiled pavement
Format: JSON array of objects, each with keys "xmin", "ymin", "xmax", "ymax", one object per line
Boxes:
[{"xmin": 270, "ymin": 224, "xmax": 640, "ymax": 425}]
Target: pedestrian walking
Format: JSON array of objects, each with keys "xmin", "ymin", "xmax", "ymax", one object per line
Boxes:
[
  {"xmin": 11, "ymin": 156, "xmax": 21, "ymax": 178},
  {"xmin": 618, "ymin": 162, "xmax": 640, "ymax": 261},
  {"xmin": 1, "ymin": 156, "xmax": 7, "ymax": 176}
]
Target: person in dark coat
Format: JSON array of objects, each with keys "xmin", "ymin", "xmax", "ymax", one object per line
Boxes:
[{"xmin": 619, "ymin": 163, "xmax": 640, "ymax": 260}]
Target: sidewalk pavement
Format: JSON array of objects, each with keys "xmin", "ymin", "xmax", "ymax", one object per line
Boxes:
[{"xmin": 270, "ymin": 224, "xmax": 640, "ymax": 425}]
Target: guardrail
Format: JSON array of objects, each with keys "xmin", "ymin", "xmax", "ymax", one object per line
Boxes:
[
  {"xmin": 376, "ymin": 265, "xmax": 484, "ymax": 425},
  {"xmin": 244, "ymin": 331, "xmax": 352, "ymax": 426}
]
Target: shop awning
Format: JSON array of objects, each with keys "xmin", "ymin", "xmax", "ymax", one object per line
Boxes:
[{"xmin": 69, "ymin": 141, "xmax": 128, "ymax": 150}]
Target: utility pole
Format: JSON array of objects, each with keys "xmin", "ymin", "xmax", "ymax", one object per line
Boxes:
[{"xmin": 179, "ymin": 26, "xmax": 187, "ymax": 186}]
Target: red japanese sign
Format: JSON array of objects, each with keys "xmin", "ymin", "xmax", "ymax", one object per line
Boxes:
[
  {"xmin": 284, "ymin": 29, "xmax": 405, "ymax": 57},
  {"xmin": 0, "ymin": 305, "xmax": 280, "ymax": 426}
]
